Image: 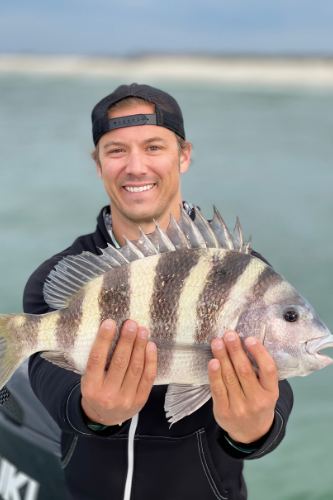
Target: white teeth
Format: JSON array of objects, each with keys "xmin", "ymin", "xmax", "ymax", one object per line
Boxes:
[{"xmin": 124, "ymin": 184, "xmax": 155, "ymax": 193}]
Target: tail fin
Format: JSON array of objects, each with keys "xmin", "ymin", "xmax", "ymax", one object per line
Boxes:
[{"xmin": 0, "ymin": 315, "xmax": 25, "ymax": 390}]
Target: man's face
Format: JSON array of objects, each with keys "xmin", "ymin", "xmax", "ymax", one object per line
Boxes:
[{"xmin": 95, "ymin": 103, "xmax": 190, "ymax": 226}]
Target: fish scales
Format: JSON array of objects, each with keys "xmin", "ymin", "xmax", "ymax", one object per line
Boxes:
[
  {"xmin": 0, "ymin": 205, "xmax": 333, "ymax": 424},
  {"xmin": 215, "ymin": 256, "xmax": 267, "ymax": 336},
  {"xmin": 195, "ymin": 251, "xmax": 250, "ymax": 344},
  {"xmin": 70, "ymin": 276, "xmax": 104, "ymax": 373},
  {"xmin": 38, "ymin": 312, "xmax": 60, "ymax": 351},
  {"xmin": 129, "ymin": 254, "xmax": 161, "ymax": 331},
  {"xmin": 8, "ymin": 314, "xmax": 40, "ymax": 358},
  {"xmin": 159, "ymin": 252, "xmax": 214, "ymax": 384},
  {"xmin": 149, "ymin": 250, "xmax": 202, "ymax": 381},
  {"xmin": 99, "ymin": 265, "xmax": 131, "ymax": 368},
  {"xmin": 55, "ymin": 292, "xmax": 85, "ymax": 351},
  {"xmin": 235, "ymin": 266, "xmax": 283, "ymax": 341},
  {"xmin": 175, "ymin": 253, "xmax": 214, "ymax": 344},
  {"xmin": 253, "ymin": 266, "xmax": 283, "ymax": 301}
]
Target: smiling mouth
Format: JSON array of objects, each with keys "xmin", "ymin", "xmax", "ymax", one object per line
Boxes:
[{"xmin": 124, "ymin": 184, "xmax": 155, "ymax": 193}]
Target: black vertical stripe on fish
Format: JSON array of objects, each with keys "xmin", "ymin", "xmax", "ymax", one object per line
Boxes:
[
  {"xmin": 251, "ymin": 266, "xmax": 284, "ymax": 301},
  {"xmin": 234, "ymin": 266, "xmax": 284, "ymax": 340},
  {"xmin": 56, "ymin": 293, "xmax": 85, "ymax": 351},
  {"xmin": 150, "ymin": 249, "xmax": 202, "ymax": 380},
  {"xmin": 99, "ymin": 266, "xmax": 131, "ymax": 364},
  {"xmin": 195, "ymin": 251, "xmax": 251, "ymax": 344}
]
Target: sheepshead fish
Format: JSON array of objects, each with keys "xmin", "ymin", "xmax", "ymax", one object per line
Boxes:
[{"xmin": 0, "ymin": 206, "xmax": 332, "ymax": 424}]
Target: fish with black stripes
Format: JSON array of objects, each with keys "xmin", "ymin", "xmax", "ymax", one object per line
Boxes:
[{"xmin": 0, "ymin": 206, "xmax": 332, "ymax": 424}]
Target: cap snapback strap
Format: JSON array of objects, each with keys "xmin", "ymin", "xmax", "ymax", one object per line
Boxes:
[{"xmin": 108, "ymin": 113, "xmax": 157, "ymax": 131}]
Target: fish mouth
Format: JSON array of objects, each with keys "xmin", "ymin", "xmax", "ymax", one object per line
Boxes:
[{"xmin": 306, "ymin": 335, "xmax": 333, "ymax": 366}]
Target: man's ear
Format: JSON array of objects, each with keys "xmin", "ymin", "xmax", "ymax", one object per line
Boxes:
[
  {"xmin": 94, "ymin": 158, "xmax": 103, "ymax": 179},
  {"xmin": 180, "ymin": 142, "xmax": 191, "ymax": 174},
  {"xmin": 91, "ymin": 145, "xmax": 103, "ymax": 179}
]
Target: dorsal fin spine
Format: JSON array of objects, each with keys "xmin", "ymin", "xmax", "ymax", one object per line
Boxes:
[
  {"xmin": 166, "ymin": 214, "xmax": 191, "ymax": 249},
  {"xmin": 153, "ymin": 220, "xmax": 176, "ymax": 251},
  {"xmin": 105, "ymin": 244, "xmax": 130, "ymax": 264},
  {"xmin": 123, "ymin": 237, "xmax": 145, "ymax": 259},
  {"xmin": 139, "ymin": 228, "xmax": 159, "ymax": 254},
  {"xmin": 233, "ymin": 217, "xmax": 244, "ymax": 252},
  {"xmin": 210, "ymin": 206, "xmax": 234, "ymax": 250},
  {"xmin": 193, "ymin": 205, "xmax": 220, "ymax": 248},
  {"xmin": 178, "ymin": 205, "xmax": 206, "ymax": 248}
]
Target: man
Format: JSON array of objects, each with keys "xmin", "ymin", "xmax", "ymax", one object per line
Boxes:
[{"xmin": 24, "ymin": 83, "xmax": 293, "ymax": 500}]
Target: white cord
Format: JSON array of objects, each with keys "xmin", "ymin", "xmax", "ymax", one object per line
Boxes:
[{"xmin": 123, "ymin": 413, "xmax": 139, "ymax": 500}]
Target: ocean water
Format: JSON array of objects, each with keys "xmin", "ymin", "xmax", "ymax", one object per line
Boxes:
[{"xmin": 0, "ymin": 74, "xmax": 333, "ymax": 500}]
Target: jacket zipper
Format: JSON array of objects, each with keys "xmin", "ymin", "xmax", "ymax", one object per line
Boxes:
[{"xmin": 123, "ymin": 413, "xmax": 139, "ymax": 500}]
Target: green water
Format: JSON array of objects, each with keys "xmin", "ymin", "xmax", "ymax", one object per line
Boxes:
[{"xmin": 0, "ymin": 75, "xmax": 333, "ymax": 499}]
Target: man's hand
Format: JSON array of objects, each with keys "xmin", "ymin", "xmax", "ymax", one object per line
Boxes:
[
  {"xmin": 208, "ymin": 331, "xmax": 279, "ymax": 444},
  {"xmin": 81, "ymin": 319, "xmax": 157, "ymax": 426}
]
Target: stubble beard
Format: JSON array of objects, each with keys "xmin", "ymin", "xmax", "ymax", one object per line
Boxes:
[
  {"xmin": 116, "ymin": 193, "xmax": 175, "ymax": 226},
  {"xmin": 113, "ymin": 159, "xmax": 182, "ymax": 226}
]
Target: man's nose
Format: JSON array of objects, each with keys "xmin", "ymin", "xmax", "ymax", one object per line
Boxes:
[{"xmin": 125, "ymin": 151, "xmax": 148, "ymax": 176}]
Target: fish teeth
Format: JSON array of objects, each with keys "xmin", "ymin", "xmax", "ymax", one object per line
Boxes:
[{"xmin": 124, "ymin": 184, "xmax": 155, "ymax": 193}]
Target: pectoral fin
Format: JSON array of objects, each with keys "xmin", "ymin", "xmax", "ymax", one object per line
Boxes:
[
  {"xmin": 40, "ymin": 352, "xmax": 82, "ymax": 374},
  {"xmin": 165, "ymin": 383, "xmax": 211, "ymax": 426}
]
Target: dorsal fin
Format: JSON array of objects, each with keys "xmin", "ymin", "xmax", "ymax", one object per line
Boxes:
[
  {"xmin": 43, "ymin": 252, "xmax": 115, "ymax": 310},
  {"xmin": 43, "ymin": 206, "xmax": 250, "ymax": 310},
  {"xmin": 103, "ymin": 244, "xmax": 129, "ymax": 265},
  {"xmin": 149, "ymin": 220, "xmax": 176, "ymax": 253},
  {"xmin": 193, "ymin": 206, "xmax": 220, "ymax": 248},
  {"xmin": 122, "ymin": 237, "xmax": 145, "ymax": 261},
  {"xmin": 165, "ymin": 214, "xmax": 190, "ymax": 249},
  {"xmin": 232, "ymin": 217, "xmax": 244, "ymax": 252},
  {"xmin": 177, "ymin": 206, "xmax": 206, "ymax": 248},
  {"xmin": 210, "ymin": 206, "xmax": 234, "ymax": 250}
]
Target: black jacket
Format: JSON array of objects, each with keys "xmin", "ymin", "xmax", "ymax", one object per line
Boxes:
[{"xmin": 24, "ymin": 206, "xmax": 293, "ymax": 500}]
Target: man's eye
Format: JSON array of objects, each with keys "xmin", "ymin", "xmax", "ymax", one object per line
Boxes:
[
  {"xmin": 148, "ymin": 146, "xmax": 159, "ymax": 151},
  {"xmin": 111, "ymin": 149, "xmax": 123, "ymax": 154}
]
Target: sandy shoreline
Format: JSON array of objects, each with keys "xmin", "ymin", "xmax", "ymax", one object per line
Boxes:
[{"xmin": 1, "ymin": 54, "xmax": 333, "ymax": 87}]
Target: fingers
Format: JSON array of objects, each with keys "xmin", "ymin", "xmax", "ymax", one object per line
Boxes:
[
  {"xmin": 222, "ymin": 331, "xmax": 259, "ymax": 398},
  {"xmin": 136, "ymin": 341, "xmax": 158, "ymax": 403},
  {"xmin": 105, "ymin": 320, "xmax": 138, "ymax": 391},
  {"xmin": 83, "ymin": 319, "xmax": 116, "ymax": 386},
  {"xmin": 208, "ymin": 357, "xmax": 229, "ymax": 411},
  {"xmin": 244, "ymin": 336, "xmax": 278, "ymax": 394},
  {"xmin": 120, "ymin": 327, "xmax": 151, "ymax": 395},
  {"xmin": 209, "ymin": 332, "xmax": 279, "ymax": 443},
  {"xmin": 212, "ymin": 336, "xmax": 246, "ymax": 404}
]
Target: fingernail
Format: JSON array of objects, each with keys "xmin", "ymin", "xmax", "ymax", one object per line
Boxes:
[
  {"xmin": 210, "ymin": 360, "xmax": 220, "ymax": 371},
  {"xmin": 225, "ymin": 331, "xmax": 236, "ymax": 341},
  {"xmin": 139, "ymin": 328, "xmax": 148, "ymax": 340},
  {"xmin": 246, "ymin": 337, "xmax": 257, "ymax": 346},
  {"xmin": 148, "ymin": 342, "xmax": 157, "ymax": 352},
  {"xmin": 213, "ymin": 340, "xmax": 223, "ymax": 350},
  {"xmin": 104, "ymin": 320, "xmax": 114, "ymax": 330},
  {"xmin": 126, "ymin": 320, "xmax": 137, "ymax": 332}
]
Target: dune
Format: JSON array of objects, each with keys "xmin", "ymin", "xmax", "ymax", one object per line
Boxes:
[{"xmin": 0, "ymin": 54, "xmax": 333, "ymax": 87}]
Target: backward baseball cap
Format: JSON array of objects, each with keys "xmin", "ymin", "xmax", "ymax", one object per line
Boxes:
[{"xmin": 91, "ymin": 83, "xmax": 186, "ymax": 146}]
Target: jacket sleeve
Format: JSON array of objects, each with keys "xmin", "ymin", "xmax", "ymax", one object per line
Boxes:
[{"xmin": 24, "ymin": 257, "xmax": 129, "ymax": 438}]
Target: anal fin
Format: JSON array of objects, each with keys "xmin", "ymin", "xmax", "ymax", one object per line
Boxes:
[
  {"xmin": 165, "ymin": 384, "xmax": 211, "ymax": 426},
  {"xmin": 40, "ymin": 352, "xmax": 82, "ymax": 374}
]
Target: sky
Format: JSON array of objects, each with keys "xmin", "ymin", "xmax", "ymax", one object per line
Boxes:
[{"xmin": 1, "ymin": 0, "xmax": 333, "ymax": 56}]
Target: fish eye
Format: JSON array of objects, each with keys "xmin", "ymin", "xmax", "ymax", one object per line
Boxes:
[{"xmin": 284, "ymin": 309, "xmax": 299, "ymax": 322}]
